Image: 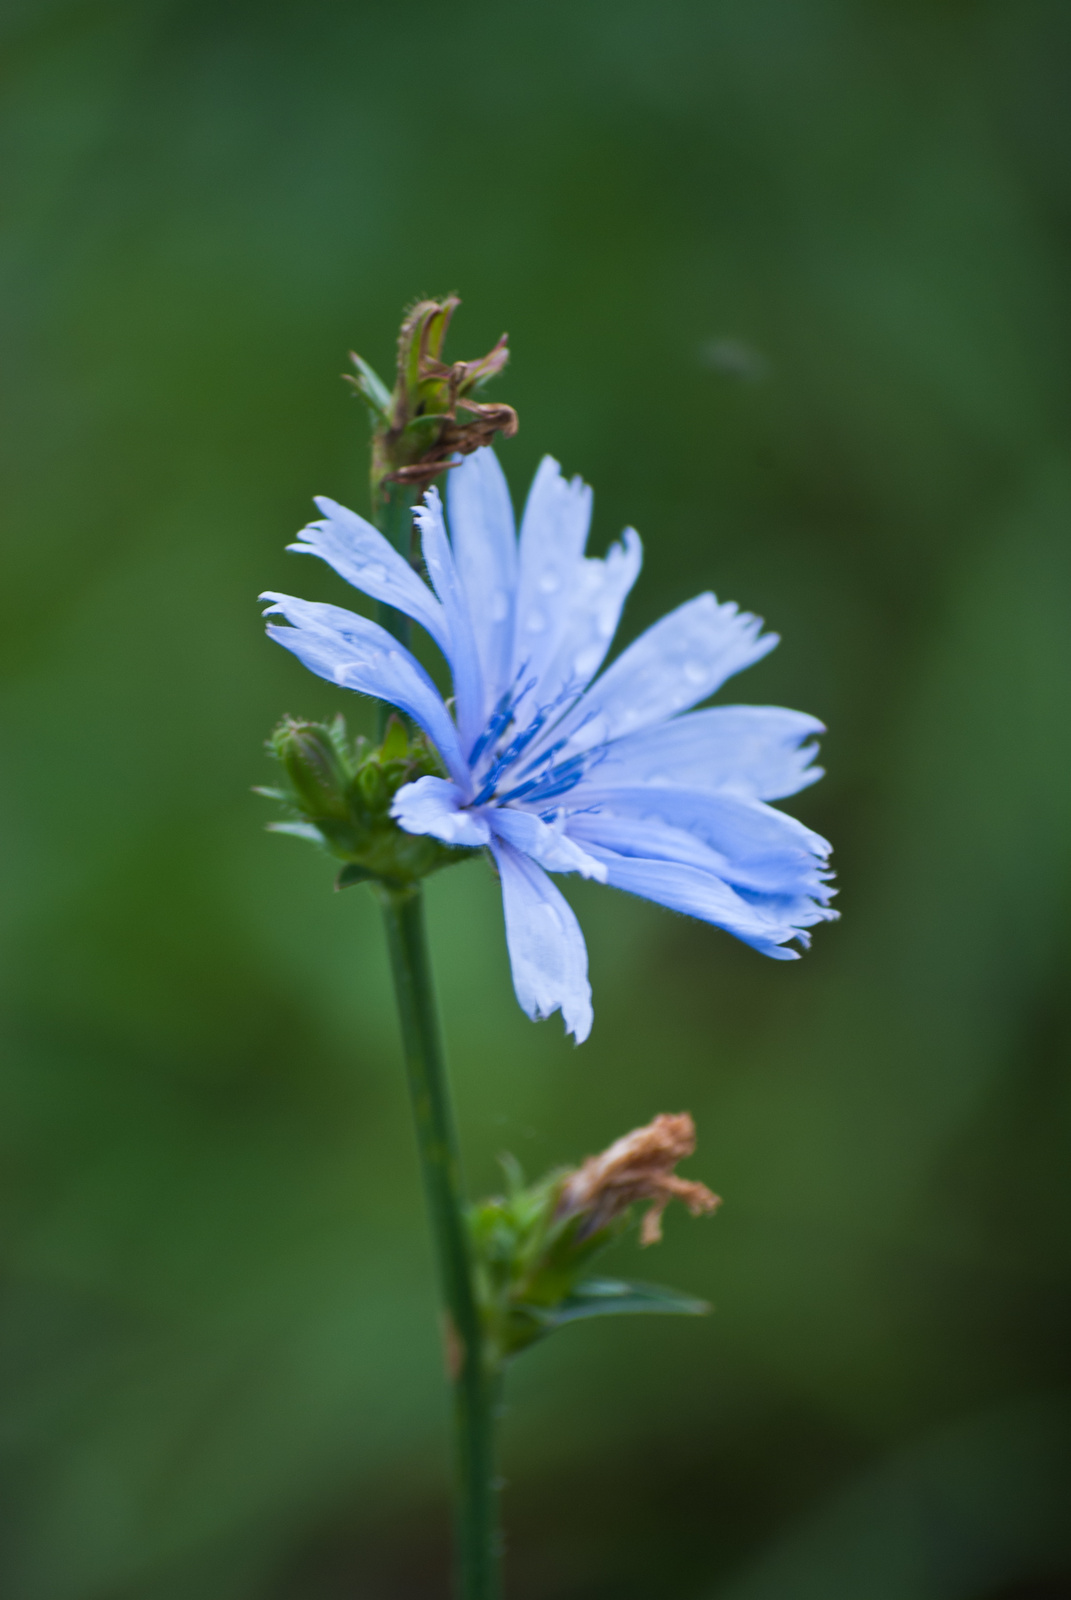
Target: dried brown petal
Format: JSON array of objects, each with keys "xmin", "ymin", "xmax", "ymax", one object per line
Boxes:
[
  {"xmin": 556, "ymin": 1112, "xmax": 721, "ymax": 1247},
  {"xmin": 386, "ymin": 402, "xmax": 519, "ymax": 488}
]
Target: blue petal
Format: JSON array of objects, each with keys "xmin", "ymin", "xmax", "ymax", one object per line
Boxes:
[
  {"xmin": 565, "ymin": 786, "xmax": 833, "ymax": 900},
  {"xmin": 489, "ymin": 838, "xmax": 594, "ymax": 1043},
  {"xmin": 579, "ymin": 705, "xmax": 825, "ymax": 801},
  {"xmin": 260, "ymin": 593, "xmax": 468, "ymax": 786},
  {"xmin": 525, "ymin": 531, "xmax": 643, "ymax": 729},
  {"xmin": 579, "ymin": 847, "xmax": 829, "ymax": 959},
  {"xmin": 566, "ymin": 811, "xmax": 739, "ymax": 876},
  {"xmin": 512, "ymin": 457, "xmax": 591, "ymax": 677},
  {"xmin": 415, "ymin": 488, "xmax": 486, "ymax": 754},
  {"xmin": 546, "ymin": 594, "xmax": 778, "ymax": 760},
  {"xmin": 391, "ymin": 776, "xmax": 492, "ymax": 848},
  {"xmin": 445, "ymin": 450, "xmax": 518, "ymax": 718},
  {"xmin": 289, "ymin": 498, "xmax": 449, "ymax": 655},
  {"xmin": 489, "ymin": 807, "xmax": 607, "ymax": 880},
  {"xmin": 508, "ymin": 457, "xmax": 642, "ymax": 731}
]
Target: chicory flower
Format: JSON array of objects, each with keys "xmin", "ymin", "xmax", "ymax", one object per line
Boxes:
[{"xmin": 262, "ymin": 450, "xmax": 835, "ymax": 1042}]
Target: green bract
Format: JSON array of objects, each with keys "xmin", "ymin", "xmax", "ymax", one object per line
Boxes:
[{"xmin": 257, "ymin": 713, "xmax": 477, "ymax": 888}]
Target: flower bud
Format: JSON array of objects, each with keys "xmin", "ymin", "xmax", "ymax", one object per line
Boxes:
[
  {"xmin": 259, "ymin": 713, "xmax": 478, "ymax": 888},
  {"xmin": 269, "ymin": 715, "xmax": 353, "ymax": 824}
]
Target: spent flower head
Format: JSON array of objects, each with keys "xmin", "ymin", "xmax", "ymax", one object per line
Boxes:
[
  {"xmin": 348, "ymin": 296, "xmax": 518, "ymax": 506},
  {"xmin": 468, "ymin": 1113, "xmax": 719, "ymax": 1364}
]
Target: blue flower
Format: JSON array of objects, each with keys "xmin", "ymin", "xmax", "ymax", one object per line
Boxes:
[{"xmin": 262, "ymin": 451, "xmax": 836, "ymax": 1042}]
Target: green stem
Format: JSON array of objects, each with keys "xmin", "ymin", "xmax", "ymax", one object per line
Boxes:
[{"xmin": 376, "ymin": 883, "xmax": 502, "ymax": 1600}]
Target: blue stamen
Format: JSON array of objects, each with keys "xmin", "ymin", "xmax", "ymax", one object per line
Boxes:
[
  {"xmin": 466, "ymin": 663, "xmax": 535, "ymax": 768},
  {"xmin": 468, "ymin": 699, "xmax": 514, "ymax": 769},
  {"xmin": 490, "ymin": 679, "xmax": 584, "ymax": 778},
  {"xmin": 498, "ymin": 752, "xmax": 589, "ymax": 804},
  {"xmin": 513, "ymin": 733, "xmax": 570, "ymax": 781}
]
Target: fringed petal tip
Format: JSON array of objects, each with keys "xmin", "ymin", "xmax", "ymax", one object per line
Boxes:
[{"xmin": 762, "ymin": 899, "xmax": 841, "ymax": 959}]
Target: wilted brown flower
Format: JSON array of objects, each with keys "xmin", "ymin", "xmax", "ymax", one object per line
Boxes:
[
  {"xmin": 556, "ymin": 1112, "xmax": 721, "ymax": 1247},
  {"xmin": 352, "ymin": 296, "xmax": 518, "ymax": 501}
]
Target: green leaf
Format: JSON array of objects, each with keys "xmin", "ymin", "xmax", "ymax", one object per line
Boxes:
[
  {"xmin": 545, "ymin": 1278, "xmax": 710, "ymax": 1327},
  {"xmin": 335, "ymin": 862, "xmax": 375, "ymax": 890}
]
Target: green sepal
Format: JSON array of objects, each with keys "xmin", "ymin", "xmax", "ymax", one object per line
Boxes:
[
  {"xmin": 379, "ymin": 713, "xmax": 409, "ymax": 761},
  {"xmin": 541, "ymin": 1278, "xmax": 709, "ymax": 1327},
  {"xmin": 345, "ymin": 353, "xmax": 393, "ymax": 419},
  {"xmin": 266, "ymin": 820, "xmax": 325, "ymax": 843}
]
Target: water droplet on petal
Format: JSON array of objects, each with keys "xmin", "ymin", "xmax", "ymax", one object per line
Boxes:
[
  {"xmin": 683, "ymin": 660, "xmax": 708, "ymax": 685},
  {"xmin": 525, "ymin": 608, "xmax": 547, "ymax": 634},
  {"xmin": 538, "ymin": 569, "xmax": 561, "ymax": 594}
]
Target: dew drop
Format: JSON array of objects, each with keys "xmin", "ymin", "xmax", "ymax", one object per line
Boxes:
[
  {"xmin": 538, "ymin": 569, "xmax": 561, "ymax": 594},
  {"xmin": 683, "ymin": 660, "xmax": 708, "ymax": 685},
  {"xmin": 525, "ymin": 608, "xmax": 547, "ymax": 634}
]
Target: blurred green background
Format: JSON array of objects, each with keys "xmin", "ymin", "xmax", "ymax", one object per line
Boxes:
[{"xmin": 2, "ymin": 2, "xmax": 1070, "ymax": 1597}]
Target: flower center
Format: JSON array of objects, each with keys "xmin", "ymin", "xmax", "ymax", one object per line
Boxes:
[{"xmin": 467, "ymin": 678, "xmax": 606, "ymax": 810}]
